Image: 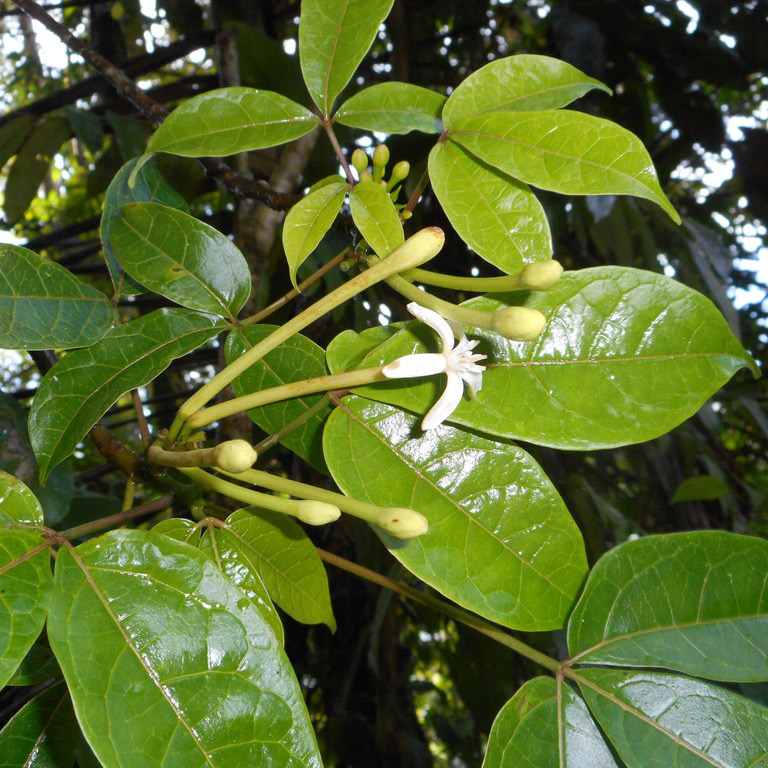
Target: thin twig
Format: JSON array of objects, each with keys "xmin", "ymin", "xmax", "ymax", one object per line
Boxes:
[
  {"xmin": 323, "ymin": 122, "xmax": 356, "ymax": 185},
  {"xmin": 406, "ymin": 167, "xmax": 429, "ymax": 213},
  {"xmin": 61, "ymin": 495, "xmax": 173, "ymax": 540},
  {"xmin": 131, "ymin": 389, "xmax": 152, "ymax": 449}
]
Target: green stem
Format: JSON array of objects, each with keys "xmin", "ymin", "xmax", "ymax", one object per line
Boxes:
[
  {"xmin": 217, "ymin": 467, "xmax": 390, "ymax": 526},
  {"xmin": 323, "ymin": 122, "xmax": 355, "ymax": 185},
  {"xmin": 147, "ymin": 443, "xmax": 219, "ymax": 468},
  {"xmin": 254, "ymin": 393, "xmax": 332, "ymax": 455},
  {"xmin": 405, "ymin": 269, "xmax": 528, "ymax": 292},
  {"xmin": 170, "ymin": 227, "xmax": 444, "ymax": 440},
  {"xmin": 317, "ymin": 548, "xmax": 561, "ymax": 673},
  {"xmin": 187, "ymin": 367, "xmax": 387, "ymax": 430}
]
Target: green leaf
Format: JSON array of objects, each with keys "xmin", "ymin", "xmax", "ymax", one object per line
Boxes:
[
  {"xmin": 101, "ymin": 157, "xmax": 189, "ymax": 296},
  {"xmin": 282, "ymin": 180, "xmax": 347, "ymax": 289},
  {"xmin": 483, "ymin": 677, "xmax": 618, "ymax": 768},
  {"xmin": 48, "ymin": 530, "xmax": 322, "ymax": 768},
  {"xmin": 335, "ymin": 82, "xmax": 446, "ymax": 133},
  {"xmin": 324, "ymin": 397, "xmax": 587, "ymax": 630},
  {"xmin": 219, "ymin": 509, "xmax": 335, "ymax": 631},
  {"xmin": 0, "ymin": 114, "xmax": 35, "ymax": 172},
  {"xmin": 326, "ymin": 325, "xmax": 401, "ymax": 374},
  {"xmin": 199, "ymin": 523, "xmax": 284, "ymax": 643},
  {"xmin": 65, "ymin": 107, "xmax": 105, "ymax": 155},
  {"xmin": 577, "ymin": 668, "xmax": 768, "ymax": 768},
  {"xmin": 7, "ymin": 637, "xmax": 60, "ymax": 686},
  {"xmin": 443, "ymin": 54, "xmax": 611, "ymax": 126},
  {"xmin": 0, "ymin": 529, "xmax": 52, "ymax": 689},
  {"xmin": 349, "ymin": 180, "xmax": 404, "ymax": 257},
  {"xmin": 450, "ymin": 110, "xmax": 681, "ymax": 223},
  {"xmin": 299, "ymin": 0, "xmax": 395, "ymax": 116},
  {"xmin": 110, "ymin": 202, "xmax": 250, "ymax": 318},
  {"xmin": 225, "ymin": 324, "xmax": 332, "ymax": 472},
  {"xmin": 0, "ymin": 244, "xmax": 112, "ymax": 350},
  {"xmin": 354, "ymin": 267, "xmax": 757, "ymax": 449},
  {"xmin": 671, "ymin": 475, "xmax": 729, "ymax": 503},
  {"xmin": 3, "ymin": 117, "xmax": 71, "ymax": 224},
  {"xmin": 29, "ymin": 309, "xmax": 227, "ymax": 482},
  {"xmin": 0, "ymin": 470, "xmax": 44, "ymax": 527},
  {"xmin": 568, "ymin": 532, "xmax": 768, "ymax": 682},
  {"xmin": 152, "ymin": 517, "xmax": 201, "ymax": 544},
  {"xmin": 0, "ymin": 682, "xmax": 77, "ymax": 768},
  {"xmin": 106, "ymin": 110, "xmax": 147, "ymax": 161},
  {"xmin": 147, "ymin": 87, "xmax": 319, "ymax": 156},
  {"xmin": 428, "ymin": 141, "xmax": 552, "ymax": 272}
]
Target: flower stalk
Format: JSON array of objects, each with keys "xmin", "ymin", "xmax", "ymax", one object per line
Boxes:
[{"xmin": 405, "ymin": 259, "xmax": 563, "ymax": 292}]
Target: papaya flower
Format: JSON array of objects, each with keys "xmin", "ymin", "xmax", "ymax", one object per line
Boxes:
[{"xmin": 382, "ymin": 302, "xmax": 486, "ymax": 430}]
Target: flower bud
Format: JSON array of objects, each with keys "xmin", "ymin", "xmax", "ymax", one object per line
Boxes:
[
  {"xmin": 351, "ymin": 148, "xmax": 368, "ymax": 176},
  {"xmin": 377, "ymin": 507, "xmax": 429, "ymax": 539},
  {"xmin": 381, "ymin": 227, "xmax": 444, "ymax": 272},
  {"xmin": 490, "ymin": 307, "xmax": 547, "ymax": 341},
  {"xmin": 390, "ymin": 160, "xmax": 410, "ymax": 182},
  {"xmin": 521, "ymin": 260, "xmax": 563, "ymax": 290},
  {"xmin": 360, "ymin": 170, "xmax": 374, "ymax": 183},
  {"xmin": 212, "ymin": 440, "xmax": 258, "ymax": 473},
  {"xmin": 373, "ymin": 144, "xmax": 390, "ymax": 169},
  {"xmin": 294, "ymin": 500, "xmax": 341, "ymax": 525}
]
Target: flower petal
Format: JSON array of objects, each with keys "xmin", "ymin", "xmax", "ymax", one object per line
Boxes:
[
  {"xmin": 406, "ymin": 302, "xmax": 455, "ymax": 352},
  {"xmin": 460, "ymin": 368, "xmax": 484, "ymax": 395},
  {"xmin": 382, "ymin": 353, "xmax": 447, "ymax": 379},
  {"xmin": 422, "ymin": 371, "xmax": 464, "ymax": 430}
]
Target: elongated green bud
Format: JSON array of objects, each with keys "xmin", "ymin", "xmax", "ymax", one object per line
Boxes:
[
  {"xmin": 379, "ymin": 227, "xmax": 444, "ymax": 272},
  {"xmin": 294, "ymin": 500, "xmax": 341, "ymax": 525},
  {"xmin": 373, "ymin": 144, "xmax": 390, "ymax": 168},
  {"xmin": 490, "ymin": 307, "xmax": 547, "ymax": 341},
  {"xmin": 377, "ymin": 507, "xmax": 429, "ymax": 539},
  {"xmin": 521, "ymin": 260, "xmax": 563, "ymax": 290},
  {"xmin": 351, "ymin": 148, "xmax": 368, "ymax": 176},
  {"xmin": 387, "ymin": 160, "xmax": 410, "ymax": 191},
  {"xmin": 212, "ymin": 440, "xmax": 258, "ymax": 473}
]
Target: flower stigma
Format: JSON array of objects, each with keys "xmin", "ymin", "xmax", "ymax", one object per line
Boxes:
[{"xmin": 382, "ymin": 302, "xmax": 486, "ymax": 430}]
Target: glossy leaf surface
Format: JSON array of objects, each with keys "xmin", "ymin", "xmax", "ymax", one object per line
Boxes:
[
  {"xmin": 4, "ymin": 118, "xmax": 71, "ymax": 224},
  {"xmin": 577, "ymin": 668, "xmax": 768, "ymax": 768},
  {"xmin": 101, "ymin": 157, "xmax": 188, "ymax": 295},
  {"xmin": 111, "ymin": 202, "xmax": 250, "ymax": 318},
  {"xmin": 7, "ymin": 638, "xmax": 60, "ymax": 686},
  {"xmin": 450, "ymin": 110, "xmax": 680, "ymax": 222},
  {"xmin": 199, "ymin": 523, "xmax": 284, "ymax": 643},
  {"xmin": 335, "ymin": 82, "xmax": 446, "ymax": 133},
  {"xmin": 326, "ymin": 325, "xmax": 400, "ymax": 374},
  {"xmin": 483, "ymin": 677, "xmax": 618, "ymax": 768},
  {"xmin": 0, "ymin": 529, "xmax": 52, "ymax": 689},
  {"xmin": 349, "ymin": 180, "xmax": 404, "ymax": 257},
  {"xmin": 0, "ymin": 470, "xmax": 44, "ymax": 527},
  {"xmin": 30, "ymin": 309, "xmax": 226, "ymax": 482},
  {"xmin": 282, "ymin": 180, "xmax": 347, "ymax": 289},
  {"xmin": 299, "ymin": 0, "xmax": 395, "ymax": 116},
  {"xmin": 151, "ymin": 518, "xmax": 200, "ymax": 544},
  {"xmin": 219, "ymin": 509, "xmax": 336, "ymax": 631},
  {"xmin": 355, "ymin": 267, "xmax": 756, "ymax": 449},
  {"xmin": 428, "ymin": 141, "xmax": 552, "ymax": 272},
  {"xmin": 0, "ymin": 244, "xmax": 112, "ymax": 350},
  {"xmin": 0, "ymin": 682, "xmax": 77, "ymax": 768},
  {"xmin": 225, "ymin": 324, "xmax": 331, "ymax": 472},
  {"xmin": 48, "ymin": 530, "xmax": 322, "ymax": 768},
  {"xmin": 147, "ymin": 87, "xmax": 318, "ymax": 156},
  {"xmin": 443, "ymin": 54, "xmax": 610, "ymax": 126},
  {"xmin": 568, "ymin": 532, "xmax": 768, "ymax": 681},
  {"xmin": 324, "ymin": 397, "xmax": 587, "ymax": 630}
]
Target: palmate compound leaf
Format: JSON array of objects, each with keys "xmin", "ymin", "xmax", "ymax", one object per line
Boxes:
[
  {"xmin": 0, "ymin": 244, "xmax": 112, "ymax": 350},
  {"xmin": 575, "ymin": 668, "xmax": 768, "ymax": 768},
  {"xmin": 442, "ymin": 53, "xmax": 611, "ymax": 126},
  {"xmin": 30, "ymin": 309, "xmax": 228, "ymax": 482},
  {"xmin": 101, "ymin": 156, "xmax": 189, "ymax": 296},
  {"xmin": 225, "ymin": 324, "xmax": 332, "ymax": 472},
  {"xmin": 0, "ymin": 528, "xmax": 53, "ymax": 689},
  {"xmin": 348, "ymin": 180, "xmax": 404, "ymax": 258},
  {"xmin": 482, "ymin": 677, "xmax": 619, "ymax": 768},
  {"xmin": 0, "ymin": 469, "xmax": 44, "ymax": 527},
  {"xmin": 567, "ymin": 532, "xmax": 768, "ymax": 682},
  {"xmin": 428, "ymin": 141, "xmax": 552, "ymax": 273},
  {"xmin": 146, "ymin": 87, "xmax": 319, "ymax": 156},
  {"xmin": 323, "ymin": 396, "xmax": 587, "ymax": 631},
  {"xmin": 334, "ymin": 82, "xmax": 446, "ymax": 134},
  {"xmin": 282, "ymin": 179, "xmax": 348, "ymax": 290},
  {"xmin": 47, "ymin": 530, "xmax": 322, "ymax": 768},
  {"xmin": 110, "ymin": 202, "xmax": 251, "ymax": 319},
  {"xmin": 213, "ymin": 509, "xmax": 335, "ymax": 632},
  {"xmin": 0, "ymin": 681, "xmax": 77, "ymax": 768},
  {"xmin": 353, "ymin": 266, "xmax": 758, "ymax": 449},
  {"xmin": 449, "ymin": 110, "xmax": 681, "ymax": 223},
  {"xmin": 299, "ymin": 0, "xmax": 395, "ymax": 117}
]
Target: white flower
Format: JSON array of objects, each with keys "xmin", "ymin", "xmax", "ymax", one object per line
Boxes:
[{"xmin": 382, "ymin": 302, "xmax": 486, "ymax": 430}]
